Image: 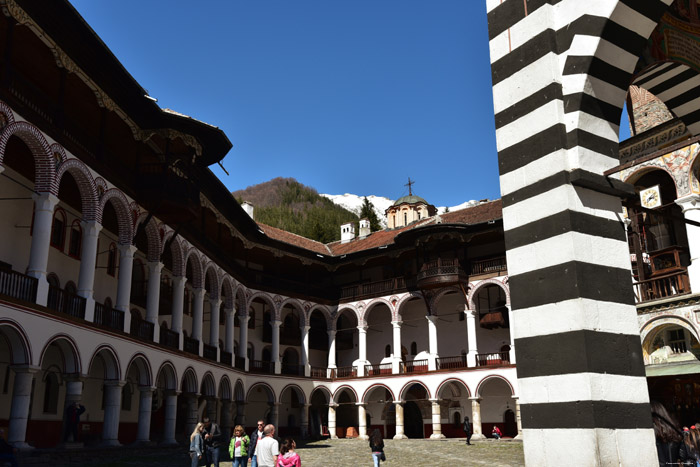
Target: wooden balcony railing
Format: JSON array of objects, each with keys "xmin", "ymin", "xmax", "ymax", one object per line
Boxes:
[
  {"xmin": 203, "ymin": 344, "xmax": 218, "ymax": 362},
  {"xmin": 310, "ymin": 366, "xmax": 328, "ymax": 379},
  {"xmin": 334, "ymin": 366, "xmax": 357, "ymax": 379},
  {"xmin": 184, "ymin": 336, "xmax": 199, "ymax": 355},
  {"xmin": 221, "ymin": 351, "xmax": 232, "ymax": 366},
  {"xmin": 633, "ymin": 270, "xmax": 691, "ymax": 303},
  {"xmin": 235, "ymin": 356, "xmax": 246, "ymax": 370},
  {"xmin": 365, "ymin": 363, "xmax": 392, "ymax": 376},
  {"xmin": 94, "ymin": 302, "xmax": 124, "ymax": 331},
  {"xmin": 470, "ymin": 256, "xmax": 507, "ymax": 275},
  {"xmin": 250, "ymin": 360, "xmax": 274, "ymax": 374},
  {"xmin": 281, "ymin": 363, "xmax": 304, "ymax": 376},
  {"xmin": 47, "ymin": 286, "xmax": 86, "ymax": 319},
  {"xmin": 159, "ymin": 328, "xmax": 179, "ymax": 350},
  {"xmin": 130, "ymin": 318, "xmax": 154, "ymax": 341},
  {"xmin": 437, "ymin": 355, "xmax": 469, "ymax": 371},
  {"xmin": 340, "ymin": 278, "xmax": 409, "ymax": 302},
  {"xmin": 476, "ymin": 351, "xmax": 510, "ymax": 367},
  {"xmin": 404, "ymin": 359, "xmax": 429, "ymax": 374},
  {"xmin": 0, "ymin": 269, "xmax": 37, "ymax": 303}
]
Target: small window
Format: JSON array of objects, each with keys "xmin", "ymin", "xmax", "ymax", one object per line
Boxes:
[
  {"xmin": 385, "ymin": 345, "xmax": 391, "ymax": 358},
  {"xmin": 65, "ymin": 281, "xmax": 77, "ymax": 295},
  {"xmin": 107, "ymin": 243, "xmax": 117, "ymax": 276},
  {"xmin": 68, "ymin": 220, "xmax": 82, "ymax": 258},
  {"xmin": 404, "ymin": 212, "xmax": 407, "ymax": 225},
  {"xmin": 410, "ymin": 342, "xmax": 417, "ymax": 356},
  {"xmin": 50, "ymin": 209, "xmax": 66, "ymax": 250}
]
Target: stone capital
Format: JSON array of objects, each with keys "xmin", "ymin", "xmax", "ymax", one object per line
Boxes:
[
  {"xmin": 80, "ymin": 220, "xmax": 102, "ymax": 237},
  {"xmin": 675, "ymin": 194, "xmax": 700, "ymax": 212}
]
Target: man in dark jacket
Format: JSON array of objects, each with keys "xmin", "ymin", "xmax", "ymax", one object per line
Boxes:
[
  {"xmin": 64, "ymin": 401, "xmax": 85, "ymax": 442},
  {"xmin": 464, "ymin": 416, "xmax": 472, "ymax": 445},
  {"xmin": 202, "ymin": 416, "xmax": 225, "ymax": 467},
  {"xmin": 249, "ymin": 419, "xmax": 265, "ymax": 467}
]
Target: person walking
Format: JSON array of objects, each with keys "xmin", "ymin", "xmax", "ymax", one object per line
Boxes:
[
  {"xmin": 255, "ymin": 424, "xmax": 279, "ymax": 467},
  {"xmin": 228, "ymin": 425, "xmax": 250, "ymax": 467},
  {"xmin": 250, "ymin": 419, "xmax": 265, "ymax": 467},
  {"xmin": 369, "ymin": 429, "xmax": 385, "ymax": 467},
  {"xmin": 202, "ymin": 416, "xmax": 224, "ymax": 467},
  {"xmin": 64, "ymin": 401, "xmax": 85, "ymax": 442},
  {"xmin": 463, "ymin": 416, "xmax": 472, "ymax": 445},
  {"xmin": 189, "ymin": 422, "xmax": 205, "ymax": 467},
  {"xmin": 276, "ymin": 438, "xmax": 301, "ymax": 467}
]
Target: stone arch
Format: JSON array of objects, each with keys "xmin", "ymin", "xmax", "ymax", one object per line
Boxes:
[
  {"xmin": 55, "ymin": 158, "xmax": 99, "ymax": 221},
  {"xmin": 436, "ymin": 378, "xmax": 472, "ymax": 399},
  {"xmin": 93, "ymin": 176, "xmax": 108, "ymax": 195},
  {"xmin": 332, "ymin": 385, "xmax": 359, "ymax": 404},
  {"xmin": 640, "ymin": 314, "xmax": 700, "ymax": 360},
  {"xmin": 200, "ymin": 372, "xmax": 216, "ymax": 397},
  {"xmin": 203, "ymin": 262, "xmax": 221, "ymax": 299},
  {"xmin": 218, "ymin": 375, "xmax": 232, "ymax": 401},
  {"xmin": 309, "ymin": 385, "xmax": 332, "ymax": 403},
  {"xmin": 247, "ymin": 292, "xmax": 276, "ymax": 316},
  {"xmin": 362, "ymin": 297, "xmax": 394, "ymax": 323},
  {"xmin": 233, "ymin": 379, "xmax": 245, "ymax": 402},
  {"xmin": 362, "ymin": 383, "xmax": 396, "ymax": 404},
  {"xmin": 87, "ymin": 345, "xmax": 121, "ymax": 381},
  {"xmin": 0, "ymin": 100, "xmax": 16, "ymax": 127},
  {"xmin": 133, "ymin": 215, "xmax": 162, "ymax": 262},
  {"xmin": 622, "ymin": 165, "xmax": 678, "ymax": 191},
  {"xmin": 155, "ymin": 361, "xmax": 177, "ymax": 390},
  {"xmin": 38, "ymin": 334, "xmax": 81, "ymax": 374},
  {"xmin": 395, "ymin": 292, "xmax": 423, "ymax": 321},
  {"xmin": 124, "ymin": 353, "xmax": 153, "ymax": 387},
  {"xmin": 278, "ymin": 298, "xmax": 304, "ymax": 322},
  {"xmin": 468, "ymin": 278, "xmax": 510, "ymax": 310},
  {"xmin": 0, "ymin": 319, "xmax": 32, "ymax": 365},
  {"xmin": 98, "ymin": 188, "xmax": 134, "ymax": 244},
  {"xmin": 167, "ymin": 236, "xmax": 186, "ymax": 277},
  {"xmin": 431, "ymin": 286, "xmax": 466, "ymax": 311},
  {"xmin": 49, "ymin": 143, "xmax": 67, "ymax": 166},
  {"xmin": 399, "ymin": 380, "xmax": 431, "ymax": 401},
  {"xmin": 184, "ymin": 249, "xmax": 204, "ymax": 289},
  {"xmin": 475, "ymin": 375, "xmax": 515, "ymax": 398},
  {"xmin": 0, "ymin": 120, "xmax": 54, "ymax": 192},
  {"xmin": 279, "ymin": 383, "xmax": 307, "ymax": 405},
  {"xmin": 246, "ymin": 382, "xmax": 276, "ymax": 404},
  {"xmin": 306, "ymin": 304, "xmax": 333, "ymax": 328},
  {"xmin": 334, "ymin": 305, "xmax": 360, "ymax": 330},
  {"xmin": 180, "ymin": 367, "xmax": 198, "ymax": 394},
  {"xmin": 221, "ymin": 276, "xmax": 235, "ymax": 309}
]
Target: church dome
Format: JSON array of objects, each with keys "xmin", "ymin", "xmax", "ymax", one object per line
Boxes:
[{"xmin": 392, "ymin": 194, "xmax": 428, "ymax": 206}]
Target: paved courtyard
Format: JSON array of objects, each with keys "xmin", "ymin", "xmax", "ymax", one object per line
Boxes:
[{"xmin": 17, "ymin": 438, "xmax": 524, "ymax": 466}]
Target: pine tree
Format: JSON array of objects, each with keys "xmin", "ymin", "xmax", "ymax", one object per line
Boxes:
[{"xmin": 359, "ymin": 197, "xmax": 382, "ymax": 232}]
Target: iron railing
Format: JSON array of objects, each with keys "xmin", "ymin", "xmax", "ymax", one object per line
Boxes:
[
  {"xmin": 476, "ymin": 351, "xmax": 510, "ymax": 366},
  {"xmin": 47, "ymin": 286, "xmax": 86, "ymax": 319},
  {"xmin": 94, "ymin": 302, "xmax": 124, "ymax": 331},
  {"xmin": 184, "ymin": 336, "xmax": 199, "ymax": 355},
  {"xmin": 250, "ymin": 360, "xmax": 274, "ymax": 374},
  {"xmin": 130, "ymin": 318, "xmax": 154, "ymax": 341},
  {"xmin": 159, "ymin": 328, "xmax": 180, "ymax": 350},
  {"xmin": 221, "ymin": 351, "xmax": 232, "ymax": 366}
]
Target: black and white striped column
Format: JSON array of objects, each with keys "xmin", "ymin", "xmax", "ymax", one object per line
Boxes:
[{"xmin": 486, "ymin": 1, "xmax": 671, "ymax": 464}]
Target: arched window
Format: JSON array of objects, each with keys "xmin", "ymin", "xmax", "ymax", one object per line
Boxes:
[
  {"xmin": 104, "ymin": 297, "xmax": 113, "ymax": 309},
  {"xmin": 65, "ymin": 281, "xmax": 77, "ymax": 295},
  {"xmin": 410, "ymin": 342, "xmax": 417, "ymax": 356},
  {"xmin": 404, "ymin": 212, "xmax": 407, "ymax": 226},
  {"xmin": 107, "ymin": 243, "xmax": 117, "ymax": 276},
  {"xmin": 385, "ymin": 345, "xmax": 391, "ymax": 358},
  {"xmin": 47, "ymin": 273, "xmax": 60, "ymax": 289},
  {"xmin": 43, "ymin": 371, "xmax": 59, "ymax": 414},
  {"xmin": 68, "ymin": 220, "xmax": 82, "ymax": 258},
  {"xmin": 50, "ymin": 208, "xmax": 66, "ymax": 250}
]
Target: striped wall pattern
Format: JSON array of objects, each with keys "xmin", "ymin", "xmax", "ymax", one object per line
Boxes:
[{"xmin": 486, "ymin": 1, "xmax": 672, "ymax": 465}]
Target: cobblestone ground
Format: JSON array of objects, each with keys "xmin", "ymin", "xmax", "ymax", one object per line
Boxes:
[{"xmin": 33, "ymin": 438, "xmax": 523, "ymax": 467}]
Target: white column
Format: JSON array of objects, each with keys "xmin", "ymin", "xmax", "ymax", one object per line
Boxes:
[
  {"xmin": 429, "ymin": 399, "xmax": 444, "ymax": 439},
  {"xmin": 145, "ymin": 261, "xmax": 163, "ymax": 342},
  {"xmin": 272, "ymin": 319, "xmax": 281, "ymax": 374},
  {"xmin": 301, "ymin": 325, "xmax": 310, "ymax": 377},
  {"xmin": 327, "ymin": 329, "xmax": 337, "ymax": 378},
  {"xmin": 426, "ymin": 315, "xmax": 439, "ymax": 371},
  {"xmin": 469, "ymin": 397, "xmax": 484, "ymax": 440},
  {"xmin": 393, "ymin": 401, "xmax": 407, "ymax": 440},
  {"xmin": 391, "ymin": 320, "xmax": 402, "ymax": 374},
  {"xmin": 357, "ymin": 325, "xmax": 368, "ymax": 376},
  {"xmin": 160, "ymin": 390, "xmax": 178, "ymax": 445},
  {"xmin": 513, "ymin": 396, "xmax": 522, "ymax": 439},
  {"xmin": 136, "ymin": 386, "xmax": 155, "ymax": 443},
  {"xmin": 357, "ymin": 403, "xmax": 368, "ymax": 440},
  {"xmin": 77, "ymin": 220, "xmax": 102, "ymax": 321},
  {"xmin": 171, "ymin": 276, "xmax": 186, "ymax": 350},
  {"xmin": 27, "ymin": 193, "xmax": 59, "ymax": 306},
  {"xmin": 116, "ymin": 244, "xmax": 137, "ymax": 333},
  {"xmin": 209, "ymin": 298, "xmax": 222, "ymax": 361},
  {"xmin": 191, "ymin": 288, "xmax": 205, "ymax": 356},
  {"xmin": 465, "ymin": 308, "xmax": 478, "ymax": 367},
  {"xmin": 101, "ymin": 381, "xmax": 125, "ymax": 446},
  {"xmin": 238, "ymin": 315, "xmax": 250, "ymax": 371},
  {"xmin": 506, "ymin": 304, "xmax": 516, "ymax": 363},
  {"xmin": 224, "ymin": 307, "xmax": 235, "ymax": 358},
  {"xmin": 676, "ymin": 194, "xmax": 700, "ymax": 293},
  {"xmin": 328, "ymin": 403, "xmax": 338, "ymax": 439},
  {"xmin": 184, "ymin": 394, "xmax": 198, "ymax": 437},
  {"xmin": 300, "ymin": 403, "xmax": 309, "ymax": 439},
  {"xmin": 7, "ymin": 365, "xmax": 39, "ymax": 449}
]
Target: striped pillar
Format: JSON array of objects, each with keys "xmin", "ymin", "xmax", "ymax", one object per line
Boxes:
[{"xmin": 486, "ymin": 1, "xmax": 672, "ymax": 465}]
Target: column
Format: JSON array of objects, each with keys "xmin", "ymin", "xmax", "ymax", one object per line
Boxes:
[
  {"xmin": 136, "ymin": 386, "xmax": 155, "ymax": 443},
  {"xmin": 271, "ymin": 403, "xmax": 280, "ymax": 430},
  {"xmin": 426, "ymin": 315, "xmax": 439, "ymax": 371},
  {"xmin": 513, "ymin": 396, "xmax": 522, "ymax": 439},
  {"xmin": 116, "ymin": 244, "xmax": 137, "ymax": 333},
  {"xmin": 238, "ymin": 315, "xmax": 250, "ymax": 371},
  {"xmin": 393, "ymin": 401, "xmax": 407, "ymax": 440},
  {"xmin": 27, "ymin": 193, "xmax": 59, "ymax": 306},
  {"xmin": 272, "ymin": 319, "xmax": 281, "ymax": 374},
  {"xmin": 328, "ymin": 403, "xmax": 338, "ymax": 439},
  {"xmin": 221, "ymin": 400, "xmax": 233, "ymax": 436},
  {"xmin": 185, "ymin": 394, "xmax": 199, "ymax": 437},
  {"xmin": 357, "ymin": 403, "xmax": 368, "ymax": 440},
  {"xmin": 301, "ymin": 325, "xmax": 310, "ymax": 377},
  {"xmin": 469, "ymin": 397, "xmax": 484, "ymax": 440},
  {"xmin": 145, "ymin": 261, "xmax": 163, "ymax": 341},
  {"xmin": 170, "ymin": 276, "xmax": 186, "ymax": 350},
  {"xmin": 101, "ymin": 380, "xmax": 125, "ymax": 446},
  {"xmin": 7, "ymin": 365, "xmax": 39, "ymax": 449},
  {"xmin": 209, "ymin": 298, "xmax": 222, "ymax": 361},
  {"xmin": 224, "ymin": 307, "xmax": 235, "ymax": 354},
  {"xmin": 327, "ymin": 329, "xmax": 337, "ymax": 378},
  {"xmin": 61, "ymin": 375, "xmax": 84, "ymax": 446},
  {"xmin": 191, "ymin": 288, "xmax": 205, "ymax": 356},
  {"xmin": 77, "ymin": 220, "xmax": 102, "ymax": 322},
  {"xmin": 506, "ymin": 304, "xmax": 516, "ymax": 364},
  {"xmin": 357, "ymin": 325, "xmax": 368, "ymax": 377},
  {"xmin": 391, "ymin": 320, "xmax": 402, "ymax": 374},
  {"xmin": 206, "ymin": 397, "xmax": 218, "ymax": 422},
  {"xmin": 465, "ymin": 308, "xmax": 478, "ymax": 367},
  {"xmin": 300, "ymin": 403, "xmax": 309, "ymax": 439},
  {"xmin": 429, "ymin": 399, "xmax": 444, "ymax": 439},
  {"xmin": 160, "ymin": 390, "xmax": 178, "ymax": 445},
  {"xmin": 676, "ymin": 194, "xmax": 700, "ymax": 293}
]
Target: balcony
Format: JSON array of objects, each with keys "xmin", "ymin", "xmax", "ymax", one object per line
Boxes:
[
  {"xmin": 310, "ymin": 366, "xmax": 328, "ymax": 379},
  {"xmin": 437, "ymin": 355, "xmax": 469, "ymax": 371},
  {"xmin": 203, "ymin": 344, "xmax": 218, "ymax": 362},
  {"xmin": 470, "ymin": 256, "xmax": 507, "ymax": 276},
  {"xmin": 130, "ymin": 318, "xmax": 154, "ymax": 342},
  {"xmin": 404, "ymin": 359, "xmax": 429, "ymax": 374},
  {"xmin": 184, "ymin": 336, "xmax": 199, "ymax": 355},
  {"xmin": 94, "ymin": 302, "xmax": 124, "ymax": 332},
  {"xmin": 476, "ymin": 351, "xmax": 510, "ymax": 367},
  {"xmin": 0, "ymin": 269, "xmax": 37, "ymax": 303},
  {"xmin": 136, "ymin": 163, "xmax": 200, "ymax": 224},
  {"xmin": 417, "ymin": 258, "xmax": 468, "ymax": 290},
  {"xmin": 235, "ymin": 356, "xmax": 246, "ymax": 370},
  {"xmin": 340, "ymin": 278, "xmax": 410, "ymax": 302},
  {"xmin": 333, "ymin": 366, "xmax": 357, "ymax": 379},
  {"xmin": 221, "ymin": 351, "xmax": 232, "ymax": 366},
  {"xmin": 365, "ymin": 363, "xmax": 392, "ymax": 376},
  {"xmin": 633, "ymin": 270, "xmax": 691, "ymax": 303},
  {"xmin": 250, "ymin": 360, "xmax": 274, "ymax": 375},
  {"xmin": 159, "ymin": 328, "xmax": 180, "ymax": 350},
  {"xmin": 281, "ymin": 363, "xmax": 304, "ymax": 376},
  {"xmin": 47, "ymin": 286, "xmax": 86, "ymax": 320}
]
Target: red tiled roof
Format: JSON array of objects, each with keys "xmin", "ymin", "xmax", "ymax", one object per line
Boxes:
[{"xmin": 258, "ymin": 199, "xmax": 502, "ymax": 257}]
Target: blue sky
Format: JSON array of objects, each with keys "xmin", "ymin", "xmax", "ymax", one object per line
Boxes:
[{"xmin": 70, "ymin": 1, "xmax": 630, "ymax": 207}]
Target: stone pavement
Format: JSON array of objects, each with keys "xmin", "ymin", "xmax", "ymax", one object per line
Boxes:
[{"xmin": 15, "ymin": 438, "xmax": 524, "ymax": 466}]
